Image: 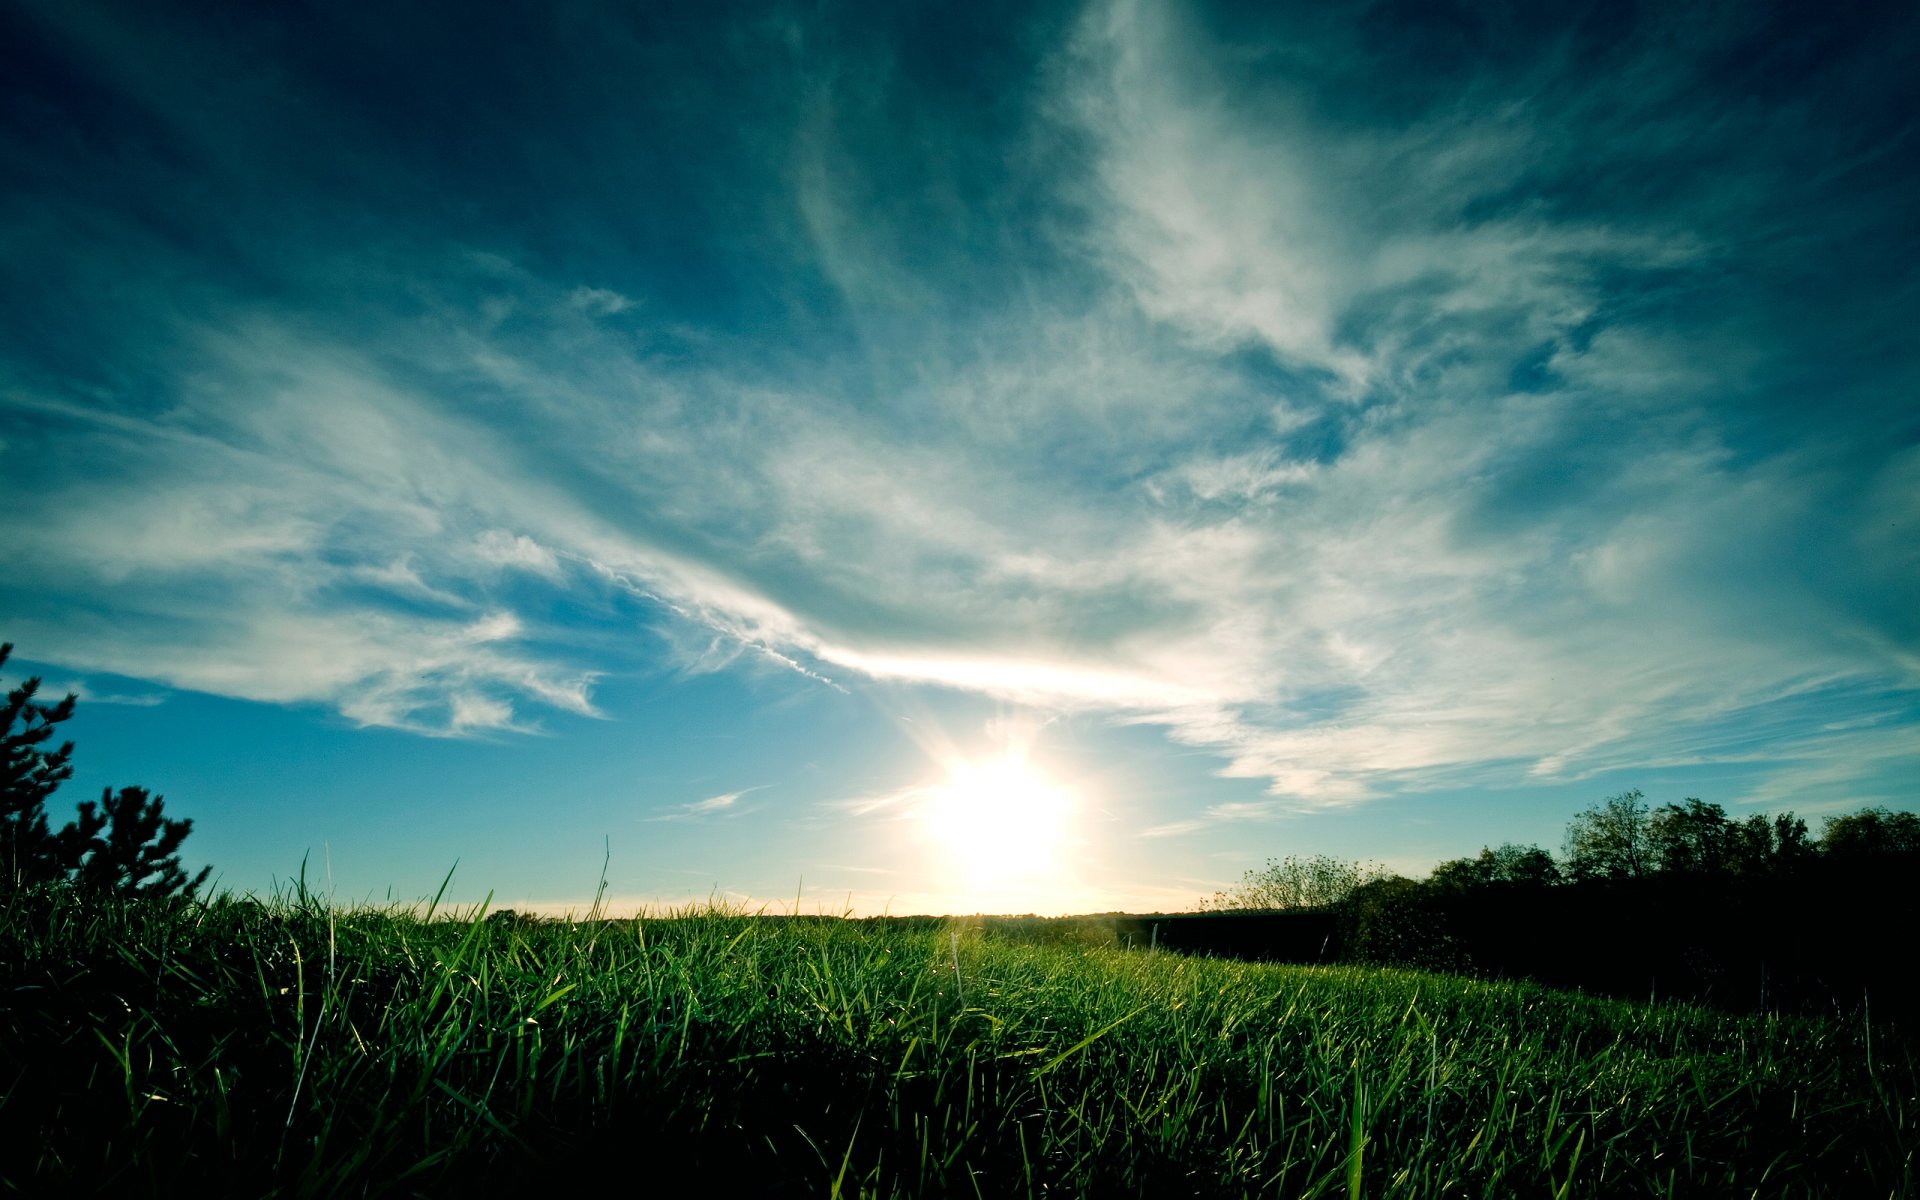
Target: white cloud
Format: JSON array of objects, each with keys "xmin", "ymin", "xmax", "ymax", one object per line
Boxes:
[
  {"xmin": 1064, "ymin": 0, "xmax": 1701, "ymax": 398},
  {"xmin": 1137, "ymin": 820, "xmax": 1205, "ymax": 839},
  {"xmin": 566, "ymin": 286, "xmax": 635, "ymax": 316},
  {"xmin": 642, "ymin": 785, "xmax": 774, "ymax": 822},
  {"xmin": 1145, "ymin": 449, "xmax": 1317, "ymax": 506},
  {"xmin": 473, "ymin": 530, "xmax": 564, "ymax": 579},
  {"xmin": 38, "ymin": 680, "xmax": 167, "ymax": 707},
  {"xmin": 349, "ymin": 559, "xmax": 471, "ymax": 608},
  {"xmin": 1065, "ymin": 0, "xmax": 1364, "ymax": 382},
  {"xmin": 15, "ymin": 268, "xmax": 1905, "ymax": 795},
  {"xmin": 2, "ymin": 0, "xmax": 1911, "ymax": 811}
]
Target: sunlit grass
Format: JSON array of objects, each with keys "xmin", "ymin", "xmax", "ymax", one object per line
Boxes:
[{"xmin": 1, "ymin": 882, "xmax": 1912, "ymax": 1196}]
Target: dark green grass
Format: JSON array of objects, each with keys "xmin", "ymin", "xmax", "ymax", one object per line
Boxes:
[{"xmin": 1, "ymin": 885, "xmax": 1912, "ymax": 1197}]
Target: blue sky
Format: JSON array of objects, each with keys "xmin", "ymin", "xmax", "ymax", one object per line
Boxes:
[{"xmin": 3, "ymin": 0, "xmax": 1916, "ymax": 915}]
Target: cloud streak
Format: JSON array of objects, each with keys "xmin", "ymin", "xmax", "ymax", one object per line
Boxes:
[{"xmin": 645, "ymin": 786, "xmax": 771, "ymax": 822}]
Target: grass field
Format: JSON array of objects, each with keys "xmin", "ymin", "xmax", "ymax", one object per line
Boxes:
[{"xmin": 1, "ymin": 884, "xmax": 1913, "ymax": 1197}]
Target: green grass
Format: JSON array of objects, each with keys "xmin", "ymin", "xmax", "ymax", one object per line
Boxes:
[{"xmin": 1, "ymin": 884, "xmax": 1913, "ymax": 1197}]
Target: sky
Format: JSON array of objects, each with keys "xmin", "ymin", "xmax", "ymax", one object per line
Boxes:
[{"xmin": 2, "ymin": 0, "xmax": 1916, "ymax": 916}]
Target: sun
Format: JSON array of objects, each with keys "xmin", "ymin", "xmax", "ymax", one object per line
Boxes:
[{"xmin": 922, "ymin": 752, "xmax": 1075, "ymax": 888}]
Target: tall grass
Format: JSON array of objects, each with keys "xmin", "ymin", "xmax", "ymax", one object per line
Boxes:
[{"xmin": 1, "ymin": 883, "xmax": 1912, "ymax": 1197}]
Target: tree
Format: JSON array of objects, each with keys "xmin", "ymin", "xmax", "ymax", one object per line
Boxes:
[
  {"xmin": 1640, "ymin": 798, "xmax": 1820, "ymax": 878},
  {"xmin": 1562, "ymin": 789, "xmax": 1651, "ymax": 881},
  {"xmin": 1769, "ymin": 812, "xmax": 1815, "ymax": 873},
  {"xmin": 67, "ymin": 786, "xmax": 211, "ymax": 899},
  {"xmin": 1429, "ymin": 843, "xmax": 1560, "ymax": 892},
  {"xmin": 1342, "ymin": 874, "xmax": 1460, "ymax": 969},
  {"xmin": 1724, "ymin": 811, "xmax": 1814, "ymax": 877},
  {"xmin": 1489, "ymin": 842, "xmax": 1562, "ymax": 886},
  {"xmin": 1203, "ymin": 854, "xmax": 1389, "ymax": 911},
  {"xmin": 1427, "ymin": 854, "xmax": 1487, "ymax": 893},
  {"xmin": 1, "ymin": 642, "xmax": 210, "ymax": 898},
  {"xmin": 1820, "ymin": 807, "xmax": 1920, "ymax": 858},
  {"xmin": 2, "ymin": 643, "xmax": 79, "ymax": 887},
  {"xmin": 1647, "ymin": 798, "xmax": 1731, "ymax": 876}
]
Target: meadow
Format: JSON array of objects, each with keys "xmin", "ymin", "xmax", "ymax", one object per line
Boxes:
[{"xmin": 1, "ymin": 883, "xmax": 1912, "ymax": 1198}]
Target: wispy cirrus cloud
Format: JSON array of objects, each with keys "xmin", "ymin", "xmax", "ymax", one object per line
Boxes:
[
  {"xmin": 645, "ymin": 786, "xmax": 771, "ymax": 822},
  {"xmin": 1, "ymin": 0, "xmax": 1914, "ymax": 823}
]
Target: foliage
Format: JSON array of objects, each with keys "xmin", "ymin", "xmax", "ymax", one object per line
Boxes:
[
  {"xmin": 1, "ymin": 643, "xmax": 79, "ymax": 888},
  {"xmin": 1, "ymin": 890, "xmax": 1911, "ymax": 1197},
  {"xmin": 1561, "ymin": 789, "xmax": 1651, "ymax": 880},
  {"xmin": 1643, "ymin": 799, "xmax": 1815, "ymax": 878},
  {"xmin": 1415, "ymin": 795, "xmax": 1823, "ymax": 895},
  {"xmin": 1340, "ymin": 874, "xmax": 1462, "ymax": 970},
  {"xmin": 1766, "ymin": 810, "xmax": 1817, "ymax": 870},
  {"xmin": 1428, "ymin": 842, "xmax": 1559, "ymax": 891},
  {"xmin": 66, "ymin": 786, "xmax": 212, "ymax": 899},
  {"xmin": 1647, "ymin": 798, "xmax": 1733, "ymax": 875},
  {"xmin": 1200, "ymin": 853, "xmax": 1389, "ymax": 912},
  {"xmin": 1198, "ymin": 793, "xmax": 1919, "ymax": 1022},
  {"xmin": 0, "ymin": 642, "xmax": 208, "ymax": 899},
  {"xmin": 1822, "ymin": 806, "xmax": 1920, "ymax": 857}
]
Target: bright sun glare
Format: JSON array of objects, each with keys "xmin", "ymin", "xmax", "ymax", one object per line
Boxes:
[{"xmin": 923, "ymin": 753, "xmax": 1075, "ymax": 891}]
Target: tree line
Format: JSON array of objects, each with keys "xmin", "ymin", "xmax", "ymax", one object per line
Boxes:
[
  {"xmin": 1193, "ymin": 789, "xmax": 1920, "ymax": 1020},
  {"xmin": 1208, "ymin": 787, "xmax": 1916, "ymax": 912},
  {"xmin": 1, "ymin": 643, "xmax": 209, "ymax": 899}
]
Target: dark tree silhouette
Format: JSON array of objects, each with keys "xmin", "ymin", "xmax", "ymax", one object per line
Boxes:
[
  {"xmin": 1769, "ymin": 812, "xmax": 1816, "ymax": 873},
  {"xmin": 1342, "ymin": 874, "xmax": 1462, "ymax": 969},
  {"xmin": 1, "ymin": 642, "xmax": 210, "ymax": 898},
  {"xmin": 1726, "ymin": 810, "xmax": 1814, "ymax": 876},
  {"xmin": 1563, "ymin": 789, "xmax": 1651, "ymax": 880},
  {"xmin": 1430, "ymin": 842, "xmax": 1560, "ymax": 891},
  {"xmin": 1821, "ymin": 807, "xmax": 1920, "ymax": 857},
  {"xmin": 66, "ymin": 786, "xmax": 211, "ymax": 899},
  {"xmin": 1648, "ymin": 798, "xmax": 1732, "ymax": 875},
  {"xmin": 1, "ymin": 643, "xmax": 79, "ymax": 887}
]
